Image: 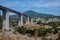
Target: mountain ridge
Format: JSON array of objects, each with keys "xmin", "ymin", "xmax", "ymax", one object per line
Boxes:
[
  {"xmin": 24, "ymin": 10, "xmax": 55, "ymax": 18},
  {"xmin": 0, "ymin": 10, "xmax": 60, "ymax": 19}
]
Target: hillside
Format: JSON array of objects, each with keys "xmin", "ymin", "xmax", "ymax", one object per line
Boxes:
[
  {"xmin": 9, "ymin": 15, "xmax": 19, "ymax": 19},
  {"xmin": 4, "ymin": 10, "xmax": 60, "ymax": 19},
  {"xmin": 24, "ymin": 10, "xmax": 54, "ymax": 18}
]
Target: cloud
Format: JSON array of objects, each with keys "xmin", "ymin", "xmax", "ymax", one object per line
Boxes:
[
  {"xmin": 0, "ymin": 0, "xmax": 60, "ymax": 8},
  {"xmin": 0, "ymin": 0, "xmax": 22, "ymax": 6},
  {"xmin": 30, "ymin": 0, "xmax": 60, "ymax": 7}
]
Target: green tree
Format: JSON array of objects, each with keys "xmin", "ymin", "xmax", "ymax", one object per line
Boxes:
[
  {"xmin": 48, "ymin": 22, "xmax": 57, "ymax": 29},
  {"xmin": 48, "ymin": 22, "xmax": 58, "ymax": 34},
  {"xmin": 38, "ymin": 28, "xmax": 47, "ymax": 36},
  {"xmin": 37, "ymin": 20, "xmax": 42, "ymax": 24},
  {"xmin": 17, "ymin": 26, "xmax": 26, "ymax": 35}
]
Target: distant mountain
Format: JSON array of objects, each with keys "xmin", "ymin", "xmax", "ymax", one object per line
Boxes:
[
  {"xmin": 24, "ymin": 10, "xmax": 54, "ymax": 18},
  {"xmin": 10, "ymin": 15, "xmax": 19, "ymax": 19},
  {"xmin": 8, "ymin": 10, "xmax": 60, "ymax": 19},
  {"xmin": 54, "ymin": 16, "xmax": 60, "ymax": 19}
]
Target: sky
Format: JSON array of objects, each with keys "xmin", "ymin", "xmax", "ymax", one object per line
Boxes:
[{"xmin": 0, "ymin": 0, "xmax": 60, "ymax": 16}]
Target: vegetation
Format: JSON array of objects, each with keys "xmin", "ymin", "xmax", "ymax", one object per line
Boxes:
[
  {"xmin": 48, "ymin": 22, "xmax": 58, "ymax": 34},
  {"xmin": 17, "ymin": 26, "xmax": 26, "ymax": 35},
  {"xmin": 38, "ymin": 28, "xmax": 47, "ymax": 36},
  {"xmin": 48, "ymin": 22, "xmax": 57, "ymax": 28},
  {"xmin": 12, "ymin": 18, "xmax": 60, "ymax": 40},
  {"xmin": 42, "ymin": 36, "xmax": 48, "ymax": 40},
  {"xmin": 9, "ymin": 19, "xmax": 18, "ymax": 27},
  {"xmin": 37, "ymin": 20, "xmax": 42, "ymax": 24},
  {"xmin": 26, "ymin": 30, "xmax": 35, "ymax": 35},
  {"xmin": 45, "ymin": 28, "xmax": 52, "ymax": 33},
  {"xmin": 36, "ymin": 20, "xmax": 52, "ymax": 36},
  {"xmin": 2, "ymin": 19, "xmax": 60, "ymax": 40},
  {"xmin": 38, "ymin": 28, "xmax": 52, "ymax": 36},
  {"xmin": 48, "ymin": 22, "xmax": 60, "ymax": 28},
  {"xmin": 13, "ymin": 27, "xmax": 18, "ymax": 34},
  {"xmin": 57, "ymin": 32, "xmax": 60, "ymax": 40},
  {"xmin": 0, "ymin": 15, "xmax": 2, "ymax": 29}
]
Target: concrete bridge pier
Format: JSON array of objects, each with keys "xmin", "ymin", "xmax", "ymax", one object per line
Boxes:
[
  {"xmin": 20, "ymin": 14, "xmax": 23, "ymax": 26},
  {"xmin": 2, "ymin": 10, "xmax": 9, "ymax": 30},
  {"xmin": 26, "ymin": 16, "xmax": 29, "ymax": 24},
  {"xmin": 31, "ymin": 17, "xmax": 34, "ymax": 23},
  {"xmin": 2, "ymin": 10, "xmax": 10, "ymax": 34},
  {"xmin": 18, "ymin": 15, "xmax": 21, "ymax": 27},
  {"xmin": 18, "ymin": 14, "xmax": 24, "ymax": 26}
]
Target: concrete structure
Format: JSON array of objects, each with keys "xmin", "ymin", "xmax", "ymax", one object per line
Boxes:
[
  {"xmin": 26, "ymin": 16, "xmax": 30, "ymax": 24},
  {"xmin": 18, "ymin": 15, "xmax": 21, "ymax": 26},
  {"xmin": 2, "ymin": 10, "xmax": 9, "ymax": 30},
  {"xmin": 0, "ymin": 6, "xmax": 35, "ymax": 33},
  {"xmin": 31, "ymin": 17, "xmax": 34, "ymax": 22},
  {"xmin": 20, "ymin": 14, "xmax": 23, "ymax": 25}
]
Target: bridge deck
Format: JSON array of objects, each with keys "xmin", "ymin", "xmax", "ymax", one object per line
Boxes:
[{"xmin": 0, "ymin": 6, "xmax": 31, "ymax": 17}]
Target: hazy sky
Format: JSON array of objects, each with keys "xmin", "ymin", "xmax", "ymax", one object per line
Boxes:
[{"xmin": 0, "ymin": 0, "xmax": 60, "ymax": 16}]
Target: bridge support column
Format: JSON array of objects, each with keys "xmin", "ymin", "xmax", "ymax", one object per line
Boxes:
[
  {"xmin": 20, "ymin": 14, "xmax": 23, "ymax": 26},
  {"xmin": 18, "ymin": 15, "xmax": 21, "ymax": 27},
  {"xmin": 26, "ymin": 16, "xmax": 29, "ymax": 24},
  {"xmin": 31, "ymin": 17, "xmax": 33, "ymax": 23},
  {"xmin": 2, "ymin": 10, "xmax": 9, "ymax": 30}
]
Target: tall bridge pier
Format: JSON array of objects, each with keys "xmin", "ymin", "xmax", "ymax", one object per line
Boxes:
[{"xmin": 2, "ymin": 10, "xmax": 9, "ymax": 30}]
